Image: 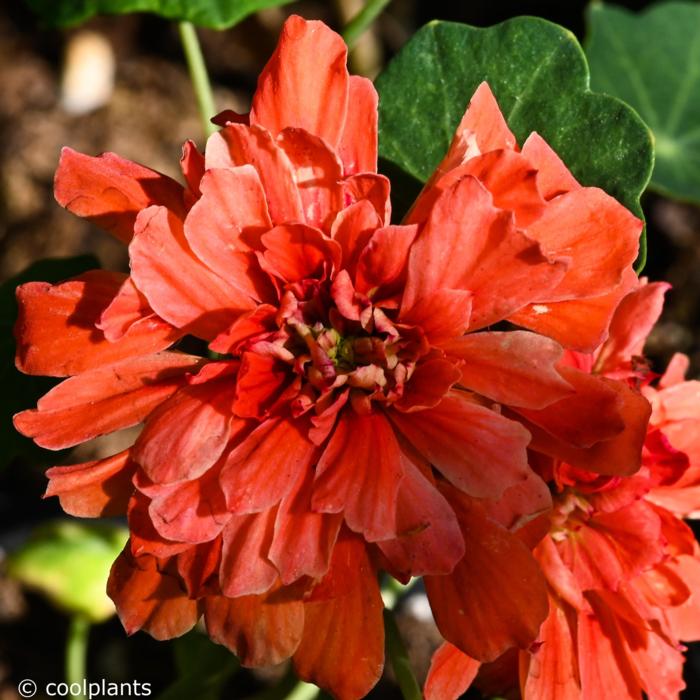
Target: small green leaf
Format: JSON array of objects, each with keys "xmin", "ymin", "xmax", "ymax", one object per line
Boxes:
[
  {"xmin": 6, "ymin": 520, "xmax": 128, "ymax": 623},
  {"xmin": 24, "ymin": 0, "xmax": 294, "ymax": 29},
  {"xmin": 376, "ymin": 17, "xmax": 654, "ymax": 266},
  {"xmin": 0, "ymin": 255, "xmax": 99, "ymax": 470},
  {"xmin": 586, "ymin": 1, "xmax": 700, "ymax": 203},
  {"xmin": 156, "ymin": 631, "xmax": 238, "ymax": 700}
]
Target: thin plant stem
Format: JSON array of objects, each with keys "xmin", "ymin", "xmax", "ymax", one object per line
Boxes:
[
  {"xmin": 384, "ymin": 608, "xmax": 422, "ymax": 700},
  {"xmin": 283, "ymin": 681, "xmax": 321, "ymax": 700},
  {"xmin": 249, "ymin": 665, "xmax": 320, "ymax": 700},
  {"xmin": 342, "ymin": 0, "xmax": 392, "ymax": 48},
  {"xmin": 635, "ymin": 231, "xmax": 647, "ymax": 274},
  {"xmin": 65, "ymin": 614, "xmax": 90, "ymax": 699},
  {"xmin": 178, "ymin": 21, "xmax": 217, "ymax": 138},
  {"xmin": 381, "ymin": 575, "xmax": 416, "ymax": 608}
]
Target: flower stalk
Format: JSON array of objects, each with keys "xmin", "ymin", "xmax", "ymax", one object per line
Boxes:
[
  {"xmin": 66, "ymin": 614, "xmax": 90, "ymax": 699},
  {"xmin": 178, "ymin": 21, "xmax": 217, "ymax": 138},
  {"xmin": 342, "ymin": 0, "xmax": 392, "ymax": 48},
  {"xmin": 283, "ymin": 681, "xmax": 321, "ymax": 700},
  {"xmin": 381, "ymin": 575, "xmax": 415, "ymax": 608},
  {"xmin": 384, "ymin": 608, "xmax": 422, "ymax": 700}
]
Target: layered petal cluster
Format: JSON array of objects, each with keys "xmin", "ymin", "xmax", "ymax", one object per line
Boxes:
[
  {"xmin": 426, "ymin": 281, "xmax": 700, "ymax": 700},
  {"xmin": 14, "ymin": 15, "xmax": 649, "ymax": 699}
]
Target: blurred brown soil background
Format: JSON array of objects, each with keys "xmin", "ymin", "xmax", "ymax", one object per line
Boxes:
[{"xmin": 0, "ymin": 0, "xmax": 698, "ymax": 698}]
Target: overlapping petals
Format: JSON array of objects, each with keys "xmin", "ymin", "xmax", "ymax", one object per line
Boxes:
[
  {"xmin": 426, "ymin": 281, "xmax": 700, "ymax": 700},
  {"xmin": 14, "ymin": 14, "xmax": 653, "ymax": 699},
  {"xmin": 409, "ymin": 82, "xmax": 643, "ymax": 352}
]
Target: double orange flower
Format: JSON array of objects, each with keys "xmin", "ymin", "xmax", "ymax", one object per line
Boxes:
[
  {"xmin": 14, "ymin": 15, "xmax": 696, "ymax": 700},
  {"xmin": 426, "ymin": 281, "xmax": 700, "ymax": 700}
]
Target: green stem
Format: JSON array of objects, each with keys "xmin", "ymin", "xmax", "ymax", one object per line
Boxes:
[
  {"xmin": 283, "ymin": 682, "xmax": 321, "ymax": 700},
  {"xmin": 178, "ymin": 21, "xmax": 217, "ymax": 138},
  {"xmin": 66, "ymin": 615, "xmax": 90, "ymax": 699},
  {"xmin": 384, "ymin": 608, "xmax": 422, "ymax": 700},
  {"xmin": 635, "ymin": 230, "xmax": 647, "ymax": 274},
  {"xmin": 342, "ymin": 0, "xmax": 392, "ymax": 48},
  {"xmin": 382, "ymin": 575, "xmax": 415, "ymax": 609},
  {"xmin": 248, "ymin": 666, "xmax": 320, "ymax": 700}
]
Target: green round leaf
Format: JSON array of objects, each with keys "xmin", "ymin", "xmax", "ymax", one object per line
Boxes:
[
  {"xmin": 7, "ymin": 520, "xmax": 128, "ymax": 623},
  {"xmin": 586, "ymin": 1, "xmax": 700, "ymax": 204},
  {"xmin": 376, "ymin": 17, "xmax": 654, "ymax": 267},
  {"xmin": 25, "ymin": 0, "xmax": 294, "ymax": 29}
]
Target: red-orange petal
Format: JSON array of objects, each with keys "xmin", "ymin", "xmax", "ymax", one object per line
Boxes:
[
  {"xmin": 293, "ymin": 533, "xmax": 384, "ymax": 700},
  {"xmin": 526, "ymin": 187, "xmax": 641, "ymax": 302},
  {"xmin": 665, "ymin": 553, "xmax": 700, "ymax": 641},
  {"xmin": 577, "ymin": 600, "xmax": 640, "ymax": 698},
  {"xmin": 277, "ymin": 127, "xmax": 345, "ymax": 231},
  {"xmin": 425, "ymin": 491, "xmax": 549, "ymax": 662},
  {"xmin": 184, "ymin": 165, "xmax": 275, "ymax": 303},
  {"xmin": 595, "ymin": 281, "xmax": 670, "ymax": 373},
  {"xmin": 132, "ymin": 369, "xmax": 237, "ymax": 484},
  {"xmin": 269, "ymin": 467, "xmax": 343, "ymax": 585},
  {"xmin": 55, "ymin": 148, "xmax": 185, "ymax": 243},
  {"xmin": 442, "ymin": 331, "xmax": 573, "ymax": 409},
  {"xmin": 408, "ymin": 82, "xmax": 514, "ymax": 221},
  {"xmin": 209, "ymin": 304, "xmax": 278, "ymax": 355},
  {"xmin": 424, "ymin": 643, "xmax": 480, "ymax": 700},
  {"xmin": 389, "ymin": 391, "xmax": 532, "ymax": 500},
  {"xmin": 534, "ymin": 536, "xmax": 588, "ymax": 612},
  {"xmin": 128, "ymin": 491, "xmax": 191, "ymax": 559},
  {"xmin": 147, "ymin": 466, "xmax": 230, "ymax": 544},
  {"xmin": 176, "ymin": 537, "xmax": 221, "ymax": 597},
  {"xmin": 15, "ymin": 271, "xmax": 180, "ymax": 377},
  {"xmin": 395, "ymin": 358, "xmax": 462, "ymax": 412},
  {"xmin": 97, "ymin": 276, "xmax": 156, "ymax": 341},
  {"xmin": 261, "ymin": 223, "xmax": 341, "ymax": 284},
  {"xmin": 410, "ymin": 149, "xmax": 545, "ymax": 228},
  {"xmin": 517, "ymin": 367, "xmax": 628, "ymax": 448},
  {"xmin": 219, "ymin": 509, "xmax": 278, "ymax": 597},
  {"xmin": 14, "ymin": 352, "xmax": 203, "ymax": 450},
  {"xmin": 204, "ymin": 589, "xmax": 304, "ymax": 666},
  {"xmin": 205, "ymin": 123, "xmax": 304, "ymax": 225},
  {"xmin": 521, "ymin": 371, "xmax": 651, "ymax": 476},
  {"xmin": 330, "ymin": 199, "xmax": 382, "ymax": 278},
  {"xmin": 179, "ymin": 139, "xmax": 205, "ymax": 206},
  {"xmin": 521, "ymin": 596, "xmax": 581, "ymax": 700},
  {"xmin": 338, "ymin": 76, "xmax": 378, "ymax": 176},
  {"xmin": 342, "ymin": 173, "xmax": 391, "ymax": 225},
  {"xmin": 107, "ymin": 547, "xmax": 199, "ymax": 640},
  {"xmin": 556, "ymin": 501, "xmax": 663, "ymax": 591},
  {"xmin": 233, "ymin": 352, "xmax": 292, "ymax": 419},
  {"xmin": 399, "ymin": 288, "xmax": 474, "ymax": 346},
  {"xmin": 186, "ymin": 163, "xmax": 270, "ymax": 247},
  {"xmin": 401, "ymin": 176, "xmax": 566, "ymax": 331},
  {"xmin": 250, "ymin": 15, "xmax": 349, "ymax": 148},
  {"xmin": 44, "ymin": 450, "xmax": 135, "ymax": 517},
  {"xmin": 220, "ymin": 417, "xmax": 317, "ymax": 514},
  {"xmin": 377, "ymin": 457, "xmax": 465, "ymax": 577},
  {"xmin": 483, "ymin": 468, "xmax": 552, "ymax": 533},
  {"xmin": 355, "ymin": 224, "xmax": 418, "ymax": 298},
  {"xmin": 457, "ymin": 82, "xmax": 517, "ymax": 153},
  {"xmin": 313, "ymin": 409, "xmax": 405, "ymax": 542},
  {"xmin": 508, "ymin": 267, "xmax": 639, "ymax": 353},
  {"xmin": 130, "ymin": 206, "xmax": 255, "ymax": 340},
  {"xmin": 521, "ymin": 131, "xmax": 580, "ymax": 199}
]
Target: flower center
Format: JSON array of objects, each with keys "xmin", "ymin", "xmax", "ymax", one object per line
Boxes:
[
  {"xmin": 291, "ymin": 315, "xmax": 412, "ymax": 402},
  {"xmin": 250, "ymin": 279, "xmax": 425, "ymax": 416}
]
